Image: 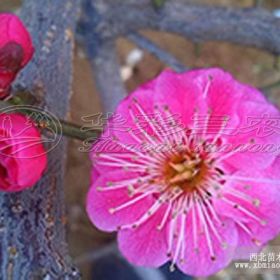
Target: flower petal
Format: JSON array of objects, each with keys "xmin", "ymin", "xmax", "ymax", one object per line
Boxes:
[
  {"xmin": 118, "ymin": 206, "xmax": 169, "ymax": 267},
  {"xmin": 87, "ymin": 169, "xmax": 155, "ymax": 232},
  {"xmin": 214, "ymin": 157, "xmax": 280, "ymax": 250},
  {"xmin": 177, "ymin": 214, "xmax": 238, "ymax": 277}
]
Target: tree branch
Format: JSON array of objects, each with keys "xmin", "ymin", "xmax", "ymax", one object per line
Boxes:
[
  {"xmin": 0, "ymin": 1, "xmax": 81, "ymax": 279},
  {"xmin": 80, "ymin": 0, "xmax": 127, "ymax": 113},
  {"xmin": 127, "ymin": 33, "xmax": 187, "ymax": 72},
  {"xmin": 94, "ymin": 0, "xmax": 280, "ymax": 55}
]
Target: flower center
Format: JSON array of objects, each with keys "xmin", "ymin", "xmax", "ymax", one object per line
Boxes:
[{"xmin": 164, "ymin": 152, "xmax": 208, "ymax": 193}]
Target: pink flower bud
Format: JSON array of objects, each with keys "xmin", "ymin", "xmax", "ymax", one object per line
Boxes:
[
  {"xmin": 0, "ymin": 113, "xmax": 47, "ymax": 192},
  {"xmin": 0, "ymin": 14, "xmax": 34, "ymax": 98}
]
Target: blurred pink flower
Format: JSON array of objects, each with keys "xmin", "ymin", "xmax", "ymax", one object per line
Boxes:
[
  {"xmin": 0, "ymin": 13, "xmax": 34, "ymax": 98},
  {"xmin": 0, "ymin": 113, "xmax": 47, "ymax": 192},
  {"xmin": 87, "ymin": 68, "xmax": 280, "ymax": 276}
]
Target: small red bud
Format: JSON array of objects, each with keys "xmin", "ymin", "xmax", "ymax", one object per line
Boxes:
[{"xmin": 0, "ymin": 14, "xmax": 34, "ymax": 98}]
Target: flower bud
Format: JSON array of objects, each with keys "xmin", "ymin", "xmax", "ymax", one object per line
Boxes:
[
  {"xmin": 0, "ymin": 14, "xmax": 34, "ymax": 98},
  {"xmin": 0, "ymin": 113, "xmax": 47, "ymax": 192}
]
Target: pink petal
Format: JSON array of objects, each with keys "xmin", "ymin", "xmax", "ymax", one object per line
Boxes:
[
  {"xmin": 233, "ymin": 224, "xmax": 263, "ymax": 260},
  {"xmin": 87, "ymin": 170, "xmax": 155, "ymax": 232},
  {"xmin": 112, "ymin": 70, "xmax": 208, "ymax": 146},
  {"xmin": 178, "ymin": 215, "xmax": 238, "ymax": 277},
  {"xmin": 117, "ymin": 206, "xmax": 169, "ymax": 267},
  {"xmin": 0, "ymin": 113, "xmax": 47, "ymax": 191},
  {"xmin": 222, "ymin": 100, "xmax": 280, "ymax": 171},
  {"xmin": 0, "ymin": 13, "xmax": 34, "ymax": 66},
  {"xmin": 187, "ymin": 68, "xmax": 242, "ymax": 135},
  {"xmin": 214, "ymin": 157, "xmax": 280, "ymax": 250}
]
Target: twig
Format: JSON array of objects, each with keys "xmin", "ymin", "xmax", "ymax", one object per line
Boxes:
[
  {"xmin": 1, "ymin": 94, "xmax": 101, "ymax": 142},
  {"xmin": 95, "ymin": 1, "xmax": 280, "ymax": 55},
  {"xmin": 80, "ymin": 0, "xmax": 127, "ymax": 113},
  {"xmin": 127, "ymin": 33, "xmax": 187, "ymax": 72},
  {"xmin": 59, "ymin": 120, "xmax": 101, "ymax": 141}
]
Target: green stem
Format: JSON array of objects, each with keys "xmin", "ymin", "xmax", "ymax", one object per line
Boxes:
[
  {"xmin": 0, "ymin": 92, "xmax": 102, "ymax": 142},
  {"xmin": 59, "ymin": 120, "xmax": 101, "ymax": 141}
]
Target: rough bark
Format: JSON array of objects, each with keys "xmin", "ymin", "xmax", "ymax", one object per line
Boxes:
[
  {"xmin": 0, "ymin": 1, "xmax": 80, "ymax": 279},
  {"xmin": 90, "ymin": 0, "xmax": 280, "ymax": 55}
]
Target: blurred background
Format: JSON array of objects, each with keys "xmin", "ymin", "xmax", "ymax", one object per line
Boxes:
[{"xmin": 1, "ymin": 0, "xmax": 280, "ymax": 279}]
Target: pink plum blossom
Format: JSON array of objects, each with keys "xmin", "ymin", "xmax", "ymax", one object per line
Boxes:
[
  {"xmin": 0, "ymin": 13, "xmax": 34, "ymax": 98},
  {"xmin": 87, "ymin": 68, "xmax": 280, "ymax": 276},
  {"xmin": 0, "ymin": 113, "xmax": 47, "ymax": 192}
]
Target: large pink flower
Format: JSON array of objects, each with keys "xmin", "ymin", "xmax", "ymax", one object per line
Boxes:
[
  {"xmin": 0, "ymin": 113, "xmax": 47, "ymax": 192},
  {"xmin": 87, "ymin": 68, "xmax": 280, "ymax": 276},
  {"xmin": 0, "ymin": 13, "xmax": 34, "ymax": 98}
]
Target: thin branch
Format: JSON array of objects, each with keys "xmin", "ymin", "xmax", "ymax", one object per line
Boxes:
[
  {"xmin": 91, "ymin": 40, "xmax": 127, "ymax": 113},
  {"xmin": 80, "ymin": 0, "xmax": 127, "ymax": 113},
  {"xmin": 1, "ymin": 93, "xmax": 101, "ymax": 142},
  {"xmin": 94, "ymin": 1, "xmax": 280, "ymax": 55},
  {"xmin": 127, "ymin": 33, "xmax": 187, "ymax": 72}
]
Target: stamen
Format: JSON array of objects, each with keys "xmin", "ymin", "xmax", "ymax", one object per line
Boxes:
[
  {"xmin": 133, "ymin": 99, "xmax": 165, "ymax": 141},
  {"xmin": 211, "ymin": 115, "xmax": 229, "ymax": 147},
  {"xmin": 109, "ymin": 192, "xmax": 152, "ymax": 214},
  {"xmin": 121, "ymin": 192, "xmax": 171, "ymax": 230},
  {"xmin": 172, "ymin": 195, "xmax": 185, "ymax": 219},
  {"xmin": 196, "ymin": 196, "xmax": 216, "ymax": 260},
  {"xmin": 167, "ymin": 213, "xmax": 177, "ymax": 258},
  {"xmin": 223, "ymin": 175, "xmax": 280, "ymax": 185},
  {"xmin": 189, "ymin": 108, "xmax": 199, "ymax": 143},
  {"xmin": 213, "ymin": 138, "xmax": 261, "ymax": 163},
  {"xmin": 221, "ymin": 197, "xmax": 266, "ymax": 226},
  {"xmin": 127, "ymin": 127, "xmax": 144, "ymax": 143},
  {"xmin": 154, "ymin": 106, "xmax": 180, "ymax": 152},
  {"xmin": 157, "ymin": 203, "xmax": 172, "ymax": 231},
  {"xmin": 129, "ymin": 107, "xmax": 158, "ymax": 146},
  {"xmin": 97, "ymin": 159, "xmax": 151, "ymax": 171},
  {"xmin": 202, "ymin": 75, "xmax": 213, "ymax": 99},
  {"xmin": 236, "ymin": 222, "xmax": 262, "ymax": 246},
  {"xmin": 171, "ymin": 212, "xmax": 187, "ymax": 269},
  {"xmin": 135, "ymin": 182, "xmax": 165, "ymax": 194},
  {"xmin": 201, "ymin": 108, "xmax": 212, "ymax": 139},
  {"xmin": 162, "ymin": 106, "xmax": 186, "ymax": 146},
  {"xmin": 200, "ymin": 200, "xmax": 226, "ymax": 248},
  {"xmin": 224, "ymin": 188, "xmax": 260, "ymax": 207},
  {"xmin": 191, "ymin": 196, "xmax": 199, "ymax": 253},
  {"xmin": 97, "ymin": 176, "xmax": 153, "ymax": 192},
  {"xmin": 236, "ymin": 221, "xmax": 252, "ymax": 235},
  {"xmin": 199, "ymin": 189, "xmax": 223, "ymax": 226},
  {"xmin": 112, "ymin": 138, "xmax": 165, "ymax": 168}
]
